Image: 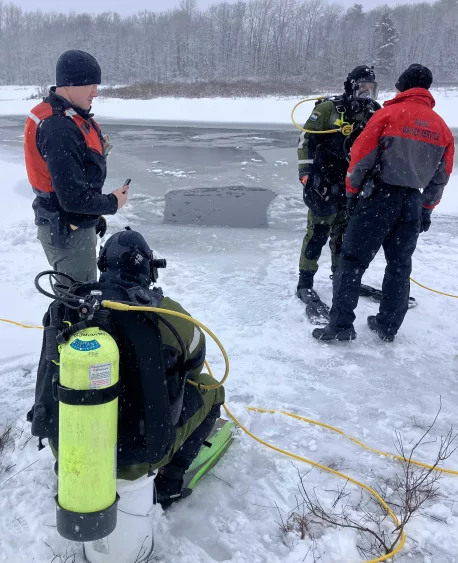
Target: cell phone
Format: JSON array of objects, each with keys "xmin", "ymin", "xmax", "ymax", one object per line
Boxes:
[{"xmin": 124, "ymin": 179, "xmax": 131, "ymax": 186}]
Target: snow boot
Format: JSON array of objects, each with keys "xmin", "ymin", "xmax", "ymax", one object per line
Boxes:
[
  {"xmin": 296, "ymin": 287, "xmax": 321, "ymax": 305},
  {"xmin": 296, "ymin": 271, "xmax": 315, "ymax": 302},
  {"xmin": 367, "ymin": 316, "xmax": 395, "ymax": 342},
  {"xmin": 312, "ymin": 324, "xmax": 356, "ymax": 341},
  {"xmin": 154, "ymin": 469, "xmax": 190, "ymax": 510}
]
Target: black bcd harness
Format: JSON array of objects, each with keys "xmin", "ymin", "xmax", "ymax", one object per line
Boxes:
[{"xmin": 27, "ymin": 282, "xmax": 191, "ymax": 467}]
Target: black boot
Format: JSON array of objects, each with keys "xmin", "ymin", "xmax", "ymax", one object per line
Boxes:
[
  {"xmin": 367, "ymin": 316, "xmax": 395, "ymax": 342},
  {"xmin": 296, "ymin": 287, "xmax": 321, "ymax": 305},
  {"xmin": 312, "ymin": 323, "xmax": 356, "ymax": 341},
  {"xmin": 154, "ymin": 465, "xmax": 191, "ymax": 510},
  {"xmin": 296, "ymin": 270, "xmax": 315, "ymax": 299}
]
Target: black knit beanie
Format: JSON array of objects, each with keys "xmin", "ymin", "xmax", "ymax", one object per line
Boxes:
[
  {"xmin": 395, "ymin": 64, "xmax": 433, "ymax": 92},
  {"xmin": 56, "ymin": 50, "xmax": 101, "ymax": 87}
]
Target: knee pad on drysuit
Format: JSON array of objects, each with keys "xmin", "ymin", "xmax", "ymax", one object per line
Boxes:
[{"xmin": 304, "ymin": 223, "xmax": 331, "ymax": 261}]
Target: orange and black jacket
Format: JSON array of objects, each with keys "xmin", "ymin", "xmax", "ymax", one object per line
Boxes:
[
  {"xmin": 346, "ymin": 89, "xmax": 454, "ymax": 210},
  {"xmin": 24, "ymin": 88, "xmax": 117, "ymax": 228}
]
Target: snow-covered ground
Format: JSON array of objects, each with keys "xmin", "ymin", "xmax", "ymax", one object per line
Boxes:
[
  {"xmin": 1, "ymin": 91, "xmax": 458, "ymax": 563},
  {"xmin": 1, "ymin": 85, "xmax": 458, "ymax": 127}
]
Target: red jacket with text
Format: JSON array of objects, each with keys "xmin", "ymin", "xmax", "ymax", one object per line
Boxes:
[{"xmin": 346, "ymin": 88, "xmax": 454, "ymax": 209}]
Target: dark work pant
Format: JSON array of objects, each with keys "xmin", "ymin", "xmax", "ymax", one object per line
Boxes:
[
  {"xmin": 37, "ymin": 224, "xmax": 97, "ymax": 286},
  {"xmin": 168, "ymin": 403, "xmax": 221, "ymax": 473},
  {"xmin": 329, "ymin": 185, "xmax": 422, "ymax": 335}
]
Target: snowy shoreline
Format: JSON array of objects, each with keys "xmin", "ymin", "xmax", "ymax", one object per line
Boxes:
[{"xmin": 1, "ymin": 85, "xmax": 458, "ymax": 128}]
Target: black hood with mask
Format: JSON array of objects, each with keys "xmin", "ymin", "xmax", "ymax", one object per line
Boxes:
[
  {"xmin": 344, "ymin": 65, "xmax": 378, "ymax": 100},
  {"xmin": 98, "ymin": 228, "xmax": 165, "ymax": 288}
]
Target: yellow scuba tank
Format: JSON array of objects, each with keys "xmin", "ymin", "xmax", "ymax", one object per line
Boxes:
[{"xmin": 56, "ymin": 326, "xmax": 120, "ymax": 542}]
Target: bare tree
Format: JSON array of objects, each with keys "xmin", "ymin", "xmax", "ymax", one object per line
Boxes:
[
  {"xmin": 0, "ymin": 0, "xmax": 455, "ymax": 87},
  {"xmin": 0, "ymin": 420, "xmax": 13, "ymax": 461},
  {"xmin": 278, "ymin": 409, "xmax": 458, "ymax": 559}
]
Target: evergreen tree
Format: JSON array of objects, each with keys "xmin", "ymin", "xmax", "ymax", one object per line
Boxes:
[
  {"xmin": 344, "ymin": 4, "xmax": 366, "ymax": 69},
  {"xmin": 374, "ymin": 10, "xmax": 399, "ymax": 81}
]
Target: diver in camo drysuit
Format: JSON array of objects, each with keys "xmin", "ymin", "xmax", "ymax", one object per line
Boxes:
[
  {"xmin": 97, "ymin": 230, "xmax": 226, "ymax": 507},
  {"xmin": 296, "ymin": 65, "xmax": 381, "ymax": 304},
  {"xmin": 29, "ymin": 229, "xmax": 225, "ymax": 510}
]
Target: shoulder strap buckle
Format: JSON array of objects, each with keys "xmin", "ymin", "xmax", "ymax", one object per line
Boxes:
[{"xmin": 127, "ymin": 286, "xmax": 164, "ymax": 308}]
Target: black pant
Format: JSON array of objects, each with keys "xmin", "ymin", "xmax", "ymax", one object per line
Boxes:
[
  {"xmin": 168, "ymin": 403, "xmax": 221, "ymax": 473},
  {"xmin": 329, "ymin": 184, "xmax": 422, "ymax": 335}
]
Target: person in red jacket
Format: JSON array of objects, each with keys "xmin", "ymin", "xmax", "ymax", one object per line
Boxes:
[{"xmin": 312, "ymin": 64, "xmax": 455, "ymax": 342}]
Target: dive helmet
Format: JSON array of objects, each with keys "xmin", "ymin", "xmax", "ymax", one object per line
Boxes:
[
  {"xmin": 98, "ymin": 227, "xmax": 166, "ymax": 286},
  {"xmin": 344, "ymin": 65, "xmax": 378, "ymax": 101}
]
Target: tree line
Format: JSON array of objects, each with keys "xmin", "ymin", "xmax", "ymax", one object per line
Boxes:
[{"xmin": 0, "ymin": 0, "xmax": 456, "ymax": 89}]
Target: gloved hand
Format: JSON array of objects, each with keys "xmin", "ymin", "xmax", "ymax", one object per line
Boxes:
[
  {"xmin": 299, "ymin": 174, "xmax": 309, "ymax": 187},
  {"xmin": 420, "ymin": 208, "xmax": 432, "ymax": 233},
  {"xmin": 96, "ymin": 216, "xmax": 107, "ymax": 238},
  {"xmin": 346, "ymin": 195, "xmax": 358, "ymax": 217}
]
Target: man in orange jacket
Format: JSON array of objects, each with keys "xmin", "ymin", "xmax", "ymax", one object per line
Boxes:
[
  {"xmin": 24, "ymin": 50, "xmax": 129, "ymax": 284},
  {"xmin": 313, "ymin": 64, "xmax": 455, "ymax": 342}
]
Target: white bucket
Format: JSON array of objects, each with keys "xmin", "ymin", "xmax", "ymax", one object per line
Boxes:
[{"xmin": 84, "ymin": 474, "xmax": 156, "ymax": 563}]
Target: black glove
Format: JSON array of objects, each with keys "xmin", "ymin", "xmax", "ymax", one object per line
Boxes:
[
  {"xmin": 420, "ymin": 208, "xmax": 432, "ymax": 233},
  {"xmin": 96, "ymin": 216, "xmax": 107, "ymax": 238},
  {"xmin": 299, "ymin": 174, "xmax": 309, "ymax": 187},
  {"xmin": 346, "ymin": 195, "xmax": 358, "ymax": 218}
]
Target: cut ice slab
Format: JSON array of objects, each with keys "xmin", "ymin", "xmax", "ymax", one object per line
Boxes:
[{"xmin": 163, "ymin": 186, "xmax": 276, "ymax": 228}]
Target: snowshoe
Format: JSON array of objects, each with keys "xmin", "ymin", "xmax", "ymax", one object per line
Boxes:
[
  {"xmin": 359, "ymin": 283, "xmax": 417, "ymax": 308},
  {"xmin": 296, "ymin": 288, "xmax": 330, "ymax": 325}
]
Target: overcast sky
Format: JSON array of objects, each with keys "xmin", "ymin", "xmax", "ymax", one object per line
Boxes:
[{"xmin": 9, "ymin": 0, "xmax": 425, "ymax": 15}]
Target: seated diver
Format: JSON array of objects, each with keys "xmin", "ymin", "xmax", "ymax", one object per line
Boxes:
[{"xmin": 28, "ymin": 228, "xmax": 225, "ymax": 509}]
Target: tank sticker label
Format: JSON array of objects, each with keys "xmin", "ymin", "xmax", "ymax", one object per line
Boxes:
[
  {"xmin": 70, "ymin": 338, "xmax": 101, "ymax": 352},
  {"xmin": 89, "ymin": 363, "xmax": 112, "ymax": 389},
  {"xmin": 92, "ymin": 537, "xmax": 109, "ymax": 554}
]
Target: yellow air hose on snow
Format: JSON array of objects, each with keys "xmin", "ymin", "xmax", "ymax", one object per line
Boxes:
[
  {"xmin": 2, "ymin": 298, "xmax": 458, "ymax": 562},
  {"xmin": 100, "ymin": 302, "xmax": 458, "ymax": 563},
  {"xmin": 409, "ymin": 277, "xmax": 458, "ymax": 299}
]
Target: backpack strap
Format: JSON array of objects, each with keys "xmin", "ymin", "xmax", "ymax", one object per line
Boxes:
[{"xmin": 127, "ymin": 286, "xmax": 189, "ymax": 427}]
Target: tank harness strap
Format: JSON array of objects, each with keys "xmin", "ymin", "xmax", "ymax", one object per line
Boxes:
[
  {"xmin": 126, "ymin": 294, "xmax": 173, "ymax": 462},
  {"xmin": 56, "ymin": 381, "xmax": 120, "ymax": 406},
  {"xmin": 141, "ymin": 307, "xmax": 188, "ymax": 427},
  {"xmin": 331, "ymin": 94, "xmax": 349, "ymax": 115}
]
